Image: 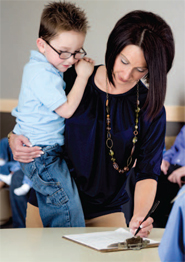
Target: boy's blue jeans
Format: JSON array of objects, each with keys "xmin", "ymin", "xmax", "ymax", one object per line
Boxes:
[{"xmin": 20, "ymin": 144, "xmax": 85, "ymax": 227}]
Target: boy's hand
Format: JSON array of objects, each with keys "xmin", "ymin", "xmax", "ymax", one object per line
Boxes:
[
  {"xmin": 75, "ymin": 57, "xmax": 94, "ymax": 80},
  {"xmin": 55, "ymin": 57, "xmax": 94, "ymax": 118}
]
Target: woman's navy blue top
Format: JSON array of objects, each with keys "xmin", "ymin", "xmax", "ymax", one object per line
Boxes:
[{"xmin": 29, "ymin": 65, "xmax": 166, "ymax": 219}]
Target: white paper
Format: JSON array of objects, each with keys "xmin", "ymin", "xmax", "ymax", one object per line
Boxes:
[{"xmin": 63, "ymin": 228, "xmax": 159, "ymax": 251}]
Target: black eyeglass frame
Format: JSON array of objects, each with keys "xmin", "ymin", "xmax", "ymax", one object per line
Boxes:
[{"xmin": 45, "ymin": 40, "xmax": 87, "ymax": 60}]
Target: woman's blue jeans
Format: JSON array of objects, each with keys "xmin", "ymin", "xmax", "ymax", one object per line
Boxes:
[{"xmin": 20, "ymin": 144, "xmax": 85, "ymax": 227}]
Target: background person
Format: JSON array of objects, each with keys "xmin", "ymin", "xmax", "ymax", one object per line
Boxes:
[
  {"xmin": 158, "ymin": 184, "xmax": 185, "ymax": 261},
  {"xmin": 10, "ymin": 169, "xmax": 30, "ymax": 228},
  {"xmin": 0, "ymin": 138, "xmax": 31, "ymax": 227},
  {"xmin": 153, "ymin": 125, "xmax": 185, "ymax": 228},
  {"xmin": 161, "ymin": 125, "xmax": 185, "ymax": 188},
  {"xmin": 0, "ymin": 137, "xmax": 32, "ymax": 196},
  {"xmin": 0, "ymin": 137, "xmax": 20, "ymax": 189}
]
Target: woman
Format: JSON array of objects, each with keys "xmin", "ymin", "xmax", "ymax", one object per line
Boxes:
[{"xmin": 9, "ymin": 10, "xmax": 175, "ymax": 237}]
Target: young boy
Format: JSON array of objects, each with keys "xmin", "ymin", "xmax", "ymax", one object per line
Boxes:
[{"xmin": 12, "ymin": 1, "xmax": 94, "ymax": 227}]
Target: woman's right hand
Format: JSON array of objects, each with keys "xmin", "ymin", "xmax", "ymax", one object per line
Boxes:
[{"xmin": 9, "ymin": 133, "xmax": 43, "ymax": 163}]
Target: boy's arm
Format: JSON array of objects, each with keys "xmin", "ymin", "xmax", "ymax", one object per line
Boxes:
[
  {"xmin": 55, "ymin": 75, "xmax": 89, "ymax": 118},
  {"xmin": 55, "ymin": 58, "xmax": 94, "ymax": 118}
]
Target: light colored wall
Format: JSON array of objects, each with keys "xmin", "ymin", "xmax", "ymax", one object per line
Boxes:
[{"xmin": 1, "ymin": 0, "xmax": 185, "ymax": 108}]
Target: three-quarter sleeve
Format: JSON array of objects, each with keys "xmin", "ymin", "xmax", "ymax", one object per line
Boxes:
[{"xmin": 135, "ymin": 106, "xmax": 166, "ymax": 182}]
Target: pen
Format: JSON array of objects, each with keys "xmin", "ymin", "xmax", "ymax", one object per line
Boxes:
[{"xmin": 134, "ymin": 200, "xmax": 160, "ymax": 236}]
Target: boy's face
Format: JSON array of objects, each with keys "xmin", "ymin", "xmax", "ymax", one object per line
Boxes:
[{"xmin": 37, "ymin": 30, "xmax": 86, "ymax": 72}]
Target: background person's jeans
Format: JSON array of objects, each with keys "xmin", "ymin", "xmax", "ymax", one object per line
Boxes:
[
  {"xmin": 10, "ymin": 169, "xmax": 29, "ymax": 228},
  {"xmin": 0, "ymin": 138, "xmax": 14, "ymax": 162},
  {"xmin": 20, "ymin": 144, "xmax": 85, "ymax": 227},
  {"xmin": 0, "ymin": 137, "xmax": 20, "ymax": 175}
]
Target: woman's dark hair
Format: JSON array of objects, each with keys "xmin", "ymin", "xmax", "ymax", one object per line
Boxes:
[{"xmin": 105, "ymin": 10, "xmax": 175, "ymax": 120}]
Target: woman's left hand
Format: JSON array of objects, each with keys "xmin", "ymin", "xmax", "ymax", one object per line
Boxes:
[{"xmin": 129, "ymin": 216, "xmax": 153, "ymax": 238}]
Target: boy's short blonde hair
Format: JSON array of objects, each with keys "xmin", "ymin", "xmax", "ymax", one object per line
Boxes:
[{"xmin": 39, "ymin": 1, "xmax": 89, "ymax": 41}]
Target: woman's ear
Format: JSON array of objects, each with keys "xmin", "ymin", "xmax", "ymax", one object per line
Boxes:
[{"xmin": 36, "ymin": 38, "xmax": 46, "ymax": 54}]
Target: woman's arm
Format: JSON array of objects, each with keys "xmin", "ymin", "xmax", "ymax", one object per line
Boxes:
[
  {"xmin": 9, "ymin": 133, "xmax": 43, "ymax": 163},
  {"xmin": 128, "ymin": 107, "xmax": 165, "ymax": 237},
  {"xmin": 129, "ymin": 179, "xmax": 157, "ymax": 238}
]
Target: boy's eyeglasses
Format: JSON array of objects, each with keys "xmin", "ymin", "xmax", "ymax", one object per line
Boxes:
[{"xmin": 45, "ymin": 40, "xmax": 87, "ymax": 60}]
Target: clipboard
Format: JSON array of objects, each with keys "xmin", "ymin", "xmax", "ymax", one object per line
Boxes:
[{"xmin": 63, "ymin": 228, "xmax": 159, "ymax": 252}]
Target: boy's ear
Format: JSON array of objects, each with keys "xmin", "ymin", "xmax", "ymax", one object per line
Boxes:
[{"xmin": 36, "ymin": 38, "xmax": 46, "ymax": 54}]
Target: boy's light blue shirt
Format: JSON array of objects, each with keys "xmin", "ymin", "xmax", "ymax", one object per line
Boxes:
[{"xmin": 12, "ymin": 50, "xmax": 67, "ymax": 146}]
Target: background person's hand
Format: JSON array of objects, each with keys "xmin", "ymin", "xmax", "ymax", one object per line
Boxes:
[
  {"xmin": 168, "ymin": 166, "xmax": 185, "ymax": 187},
  {"xmin": 161, "ymin": 159, "xmax": 170, "ymax": 175}
]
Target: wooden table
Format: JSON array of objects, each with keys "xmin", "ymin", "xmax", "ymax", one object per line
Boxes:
[{"xmin": 0, "ymin": 227, "xmax": 164, "ymax": 262}]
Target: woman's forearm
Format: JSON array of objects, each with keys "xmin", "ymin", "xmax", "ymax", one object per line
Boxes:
[{"xmin": 133, "ymin": 179, "xmax": 157, "ymax": 218}]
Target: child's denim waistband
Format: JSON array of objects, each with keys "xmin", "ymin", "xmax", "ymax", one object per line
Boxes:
[{"xmin": 35, "ymin": 143, "xmax": 62, "ymax": 153}]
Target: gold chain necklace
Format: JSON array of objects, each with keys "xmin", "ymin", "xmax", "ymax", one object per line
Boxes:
[{"xmin": 105, "ymin": 79, "xmax": 140, "ymax": 173}]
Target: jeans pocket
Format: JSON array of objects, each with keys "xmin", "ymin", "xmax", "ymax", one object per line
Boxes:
[
  {"xmin": 33, "ymin": 170, "xmax": 69, "ymax": 206},
  {"xmin": 46, "ymin": 187, "xmax": 69, "ymax": 206},
  {"xmin": 21, "ymin": 161, "xmax": 69, "ymax": 206}
]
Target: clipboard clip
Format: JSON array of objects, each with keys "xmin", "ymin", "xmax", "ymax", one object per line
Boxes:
[{"xmin": 107, "ymin": 236, "xmax": 150, "ymax": 250}]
